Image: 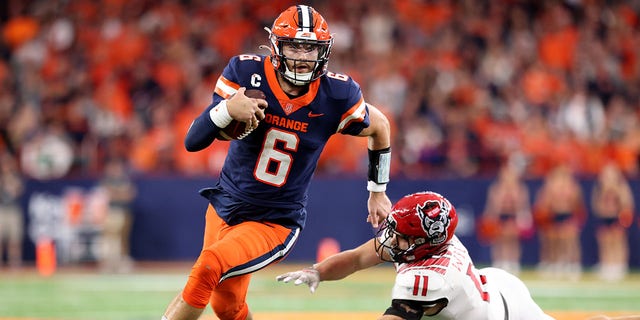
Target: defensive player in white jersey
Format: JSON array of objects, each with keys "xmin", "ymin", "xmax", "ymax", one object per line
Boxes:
[{"xmin": 278, "ymin": 191, "xmax": 555, "ymax": 320}]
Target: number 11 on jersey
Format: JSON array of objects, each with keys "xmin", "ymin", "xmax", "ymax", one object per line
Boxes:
[{"xmin": 411, "ymin": 264, "xmax": 490, "ymax": 302}]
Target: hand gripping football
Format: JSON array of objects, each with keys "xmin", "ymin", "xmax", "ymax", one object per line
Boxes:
[{"xmin": 216, "ymin": 89, "xmax": 267, "ymax": 141}]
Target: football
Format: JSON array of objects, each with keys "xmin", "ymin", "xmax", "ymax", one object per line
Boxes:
[{"xmin": 216, "ymin": 89, "xmax": 267, "ymax": 141}]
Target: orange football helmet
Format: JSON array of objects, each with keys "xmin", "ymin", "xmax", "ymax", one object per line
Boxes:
[{"xmin": 266, "ymin": 5, "xmax": 333, "ymax": 86}]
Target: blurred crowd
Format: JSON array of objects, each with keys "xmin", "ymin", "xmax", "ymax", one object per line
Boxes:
[{"xmin": 1, "ymin": 0, "xmax": 639, "ymax": 180}]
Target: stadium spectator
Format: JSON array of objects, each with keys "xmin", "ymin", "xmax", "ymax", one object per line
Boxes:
[
  {"xmin": 19, "ymin": 122, "xmax": 74, "ymax": 180},
  {"xmin": 0, "ymin": 152, "xmax": 25, "ymax": 268},
  {"xmin": 591, "ymin": 162, "xmax": 635, "ymax": 281},
  {"xmin": 160, "ymin": 5, "xmax": 392, "ymax": 320},
  {"xmin": 533, "ymin": 164, "xmax": 587, "ymax": 280},
  {"xmin": 277, "ymin": 191, "xmax": 555, "ymax": 320},
  {"xmin": 0, "ymin": 0, "xmax": 639, "ymax": 179},
  {"xmin": 98, "ymin": 157, "xmax": 137, "ymax": 273},
  {"xmin": 480, "ymin": 160, "xmax": 532, "ymax": 275}
]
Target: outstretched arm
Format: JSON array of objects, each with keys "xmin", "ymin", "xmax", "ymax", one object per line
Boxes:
[
  {"xmin": 358, "ymin": 104, "xmax": 392, "ymax": 228},
  {"xmin": 277, "ymin": 239, "xmax": 384, "ymax": 293},
  {"xmin": 314, "ymin": 239, "xmax": 384, "ymax": 281}
]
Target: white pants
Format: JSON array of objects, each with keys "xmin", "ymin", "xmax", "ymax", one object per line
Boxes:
[{"xmin": 481, "ymin": 267, "xmax": 555, "ymax": 320}]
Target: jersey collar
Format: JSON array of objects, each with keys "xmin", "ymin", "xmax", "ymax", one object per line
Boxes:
[{"xmin": 264, "ymin": 56, "xmax": 320, "ymax": 116}]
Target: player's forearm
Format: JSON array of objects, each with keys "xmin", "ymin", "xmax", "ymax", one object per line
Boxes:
[
  {"xmin": 361, "ymin": 104, "xmax": 391, "ymax": 196},
  {"xmin": 313, "ymin": 250, "xmax": 360, "ymax": 281},
  {"xmin": 363, "ymin": 104, "xmax": 391, "ymax": 150},
  {"xmin": 184, "ymin": 111, "xmax": 219, "ymax": 152},
  {"xmin": 314, "ymin": 240, "xmax": 381, "ymax": 281}
]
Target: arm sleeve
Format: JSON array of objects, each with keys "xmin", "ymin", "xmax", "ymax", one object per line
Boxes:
[{"xmin": 184, "ymin": 106, "xmax": 221, "ymax": 152}]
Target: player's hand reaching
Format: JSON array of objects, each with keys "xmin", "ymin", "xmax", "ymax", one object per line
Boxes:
[
  {"xmin": 276, "ymin": 268, "xmax": 320, "ymax": 293},
  {"xmin": 367, "ymin": 191, "xmax": 392, "ymax": 228},
  {"xmin": 227, "ymin": 87, "xmax": 268, "ymax": 128}
]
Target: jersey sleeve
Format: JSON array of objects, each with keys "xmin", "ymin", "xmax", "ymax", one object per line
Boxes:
[
  {"xmin": 334, "ymin": 77, "xmax": 370, "ymax": 136},
  {"xmin": 183, "ymin": 59, "xmax": 238, "ymax": 151},
  {"xmin": 184, "ymin": 55, "xmax": 263, "ymax": 151},
  {"xmin": 183, "ymin": 57, "xmax": 240, "ymax": 152},
  {"xmin": 213, "ymin": 56, "xmax": 244, "ymax": 101},
  {"xmin": 184, "ymin": 114, "xmax": 218, "ymax": 152}
]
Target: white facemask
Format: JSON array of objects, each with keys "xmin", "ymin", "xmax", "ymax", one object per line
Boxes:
[{"xmin": 283, "ymin": 65, "xmax": 313, "ymax": 86}]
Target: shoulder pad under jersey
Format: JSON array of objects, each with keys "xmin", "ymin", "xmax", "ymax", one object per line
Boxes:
[
  {"xmin": 392, "ymin": 268, "xmax": 449, "ymax": 302},
  {"xmin": 320, "ymin": 71, "xmax": 362, "ymax": 101},
  {"xmin": 223, "ymin": 54, "xmax": 267, "ymax": 83}
]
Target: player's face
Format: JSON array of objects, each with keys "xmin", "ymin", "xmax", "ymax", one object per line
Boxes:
[
  {"xmin": 391, "ymin": 232, "xmax": 413, "ymax": 251},
  {"xmin": 282, "ymin": 42, "xmax": 319, "ymax": 72}
]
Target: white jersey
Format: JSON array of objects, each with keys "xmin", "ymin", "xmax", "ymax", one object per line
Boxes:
[{"xmin": 391, "ymin": 236, "xmax": 554, "ymax": 320}]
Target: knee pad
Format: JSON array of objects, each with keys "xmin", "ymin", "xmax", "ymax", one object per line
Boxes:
[
  {"xmin": 211, "ymin": 274, "xmax": 252, "ymax": 320},
  {"xmin": 213, "ymin": 298, "xmax": 249, "ymax": 320},
  {"xmin": 182, "ymin": 250, "xmax": 223, "ymax": 308}
]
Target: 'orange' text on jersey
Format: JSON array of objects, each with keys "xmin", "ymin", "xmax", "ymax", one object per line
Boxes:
[{"xmin": 264, "ymin": 114, "xmax": 309, "ymax": 133}]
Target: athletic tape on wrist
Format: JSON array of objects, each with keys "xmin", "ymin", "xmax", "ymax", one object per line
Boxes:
[
  {"xmin": 367, "ymin": 180, "xmax": 387, "ymax": 192},
  {"xmin": 368, "ymin": 147, "xmax": 391, "ymax": 184},
  {"xmin": 209, "ymin": 100, "xmax": 233, "ymax": 128}
]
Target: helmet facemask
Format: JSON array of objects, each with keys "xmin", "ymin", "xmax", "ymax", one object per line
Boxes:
[
  {"xmin": 268, "ymin": 32, "xmax": 332, "ymax": 86},
  {"xmin": 265, "ymin": 5, "xmax": 333, "ymax": 86},
  {"xmin": 375, "ymin": 218, "xmax": 431, "ymax": 263},
  {"xmin": 374, "ymin": 191, "xmax": 457, "ymax": 263}
]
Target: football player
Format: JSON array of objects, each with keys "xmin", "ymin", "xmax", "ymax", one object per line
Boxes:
[
  {"xmin": 277, "ymin": 191, "xmax": 555, "ymax": 320},
  {"xmin": 161, "ymin": 5, "xmax": 392, "ymax": 320}
]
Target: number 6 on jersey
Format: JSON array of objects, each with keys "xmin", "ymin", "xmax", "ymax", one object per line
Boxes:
[{"xmin": 254, "ymin": 129, "xmax": 299, "ymax": 186}]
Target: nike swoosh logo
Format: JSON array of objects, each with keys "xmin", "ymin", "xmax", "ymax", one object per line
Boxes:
[{"xmin": 308, "ymin": 111, "xmax": 324, "ymax": 118}]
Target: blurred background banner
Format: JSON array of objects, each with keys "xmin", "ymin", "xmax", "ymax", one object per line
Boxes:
[{"xmin": 20, "ymin": 176, "xmax": 640, "ymax": 268}]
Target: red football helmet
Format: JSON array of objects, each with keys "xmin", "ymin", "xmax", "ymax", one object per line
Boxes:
[
  {"xmin": 265, "ymin": 5, "xmax": 333, "ymax": 86},
  {"xmin": 375, "ymin": 191, "xmax": 458, "ymax": 263}
]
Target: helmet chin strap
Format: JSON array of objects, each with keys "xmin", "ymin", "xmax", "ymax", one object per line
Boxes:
[{"xmin": 284, "ymin": 66, "xmax": 313, "ymax": 86}]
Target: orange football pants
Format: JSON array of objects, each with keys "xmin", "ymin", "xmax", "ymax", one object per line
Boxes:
[{"xmin": 182, "ymin": 205, "xmax": 299, "ymax": 320}]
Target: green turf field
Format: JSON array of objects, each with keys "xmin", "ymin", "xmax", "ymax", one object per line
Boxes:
[{"xmin": 0, "ymin": 263, "xmax": 639, "ymax": 319}]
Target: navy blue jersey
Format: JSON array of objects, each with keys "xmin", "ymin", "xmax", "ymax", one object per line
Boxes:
[{"xmin": 188, "ymin": 54, "xmax": 370, "ymax": 228}]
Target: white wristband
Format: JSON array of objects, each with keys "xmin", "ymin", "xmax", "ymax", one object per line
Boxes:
[
  {"xmin": 209, "ymin": 100, "xmax": 233, "ymax": 128},
  {"xmin": 367, "ymin": 181, "xmax": 387, "ymax": 192}
]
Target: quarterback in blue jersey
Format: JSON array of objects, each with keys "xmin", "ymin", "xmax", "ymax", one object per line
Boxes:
[{"xmin": 162, "ymin": 5, "xmax": 392, "ymax": 320}]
